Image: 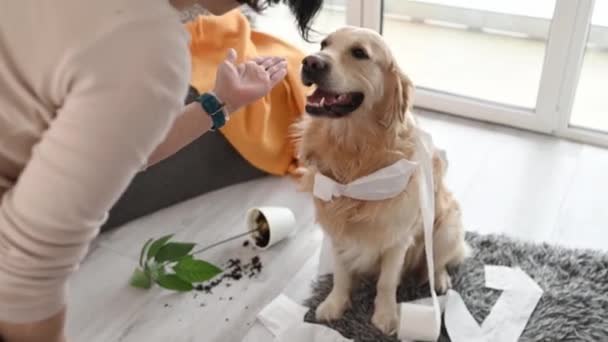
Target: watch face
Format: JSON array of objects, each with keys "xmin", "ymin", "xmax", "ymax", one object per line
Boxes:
[{"xmin": 202, "ymin": 94, "xmax": 222, "ymax": 112}]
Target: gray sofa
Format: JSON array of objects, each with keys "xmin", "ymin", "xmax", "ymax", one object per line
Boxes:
[
  {"xmin": 101, "ymin": 86, "xmax": 267, "ymax": 231},
  {"xmin": 102, "ymin": 8, "xmax": 267, "ymax": 232}
]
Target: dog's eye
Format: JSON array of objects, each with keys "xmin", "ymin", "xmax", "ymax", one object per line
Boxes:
[
  {"xmin": 320, "ymin": 40, "xmax": 328, "ymax": 50},
  {"xmin": 351, "ymin": 47, "xmax": 369, "ymax": 60}
]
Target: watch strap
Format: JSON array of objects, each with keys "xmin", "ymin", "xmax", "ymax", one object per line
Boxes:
[{"xmin": 198, "ymin": 92, "xmax": 228, "ymax": 131}]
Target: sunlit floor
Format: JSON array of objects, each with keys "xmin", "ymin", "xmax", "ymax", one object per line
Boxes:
[{"xmin": 255, "ymin": 6, "xmax": 608, "ymax": 133}]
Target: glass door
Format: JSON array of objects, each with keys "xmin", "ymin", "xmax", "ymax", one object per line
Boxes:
[
  {"xmin": 376, "ymin": 0, "xmax": 560, "ymax": 132},
  {"xmin": 382, "ymin": 0, "xmax": 556, "ymax": 109},
  {"xmin": 358, "ymin": 0, "xmax": 608, "ymax": 146}
]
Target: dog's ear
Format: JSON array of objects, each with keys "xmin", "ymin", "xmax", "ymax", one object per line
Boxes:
[{"xmin": 381, "ymin": 64, "xmax": 413, "ymax": 128}]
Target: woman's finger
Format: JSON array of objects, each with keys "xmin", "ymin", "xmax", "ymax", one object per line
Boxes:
[
  {"xmin": 267, "ymin": 57, "xmax": 285, "ymax": 70},
  {"xmin": 255, "ymin": 64, "xmax": 270, "ymax": 81},
  {"xmin": 253, "ymin": 56, "xmax": 271, "ymax": 64},
  {"xmin": 239, "ymin": 60, "xmax": 259, "ymax": 77},
  {"xmin": 242, "ymin": 61, "xmax": 266, "ymax": 81},
  {"xmin": 256, "ymin": 56, "xmax": 285, "ymax": 71},
  {"xmin": 266, "ymin": 62, "xmax": 287, "ymax": 75},
  {"xmin": 218, "ymin": 59, "xmax": 241, "ymax": 82},
  {"xmin": 244, "ymin": 61, "xmax": 260, "ymax": 73},
  {"xmin": 225, "ymin": 48, "xmax": 238, "ymax": 64},
  {"xmin": 269, "ymin": 65, "xmax": 288, "ymax": 86},
  {"xmin": 237, "ymin": 63, "xmax": 245, "ymax": 76},
  {"xmin": 260, "ymin": 58, "xmax": 276, "ymax": 71},
  {"xmin": 260, "ymin": 59, "xmax": 285, "ymax": 88},
  {"xmin": 253, "ymin": 56, "xmax": 282, "ymax": 64}
]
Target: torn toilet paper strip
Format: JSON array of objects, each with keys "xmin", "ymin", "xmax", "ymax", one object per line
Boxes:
[
  {"xmin": 275, "ymin": 320, "xmax": 355, "ymax": 342},
  {"xmin": 401, "ymin": 265, "xmax": 543, "ymax": 342},
  {"xmin": 257, "ymin": 293, "xmax": 308, "ymax": 338},
  {"xmin": 397, "ymin": 128, "xmax": 442, "ymax": 341},
  {"xmin": 474, "ymin": 266, "xmax": 543, "ymax": 342},
  {"xmin": 257, "ymin": 294, "xmax": 353, "ymax": 342}
]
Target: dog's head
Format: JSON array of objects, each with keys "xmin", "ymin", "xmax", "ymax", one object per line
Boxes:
[{"xmin": 301, "ymin": 26, "xmax": 412, "ymax": 126}]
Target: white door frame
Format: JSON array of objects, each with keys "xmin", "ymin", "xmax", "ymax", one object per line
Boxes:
[
  {"xmin": 359, "ymin": 0, "xmax": 608, "ymax": 147},
  {"xmin": 344, "ymin": 0, "xmax": 362, "ymax": 26},
  {"xmin": 552, "ymin": 0, "xmax": 607, "ymax": 147},
  {"xmin": 339, "ymin": 0, "xmax": 383, "ymax": 29}
]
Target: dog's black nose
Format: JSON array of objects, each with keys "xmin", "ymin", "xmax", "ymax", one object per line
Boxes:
[
  {"xmin": 303, "ymin": 55, "xmax": 328, "ymax": 72},
  {"xmin": 302, "ymin": 55, "xmax": 329, "ymax": 85}
]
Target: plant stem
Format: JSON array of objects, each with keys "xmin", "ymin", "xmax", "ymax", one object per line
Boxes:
[{"xmin": 191, "ymin": 227, "xmax": 262, "ymax": 255}]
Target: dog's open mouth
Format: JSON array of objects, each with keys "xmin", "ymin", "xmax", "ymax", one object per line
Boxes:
[{"xmin": 305, "ymin": 88, "xmax": 364, "ymax": 118}]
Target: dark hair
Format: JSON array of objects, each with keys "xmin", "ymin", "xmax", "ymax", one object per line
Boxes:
[{"xmin": 236, "ymin": 0, "xmax": 323, "ymax": 41}]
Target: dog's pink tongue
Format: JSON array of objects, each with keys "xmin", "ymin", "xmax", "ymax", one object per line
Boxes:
[
  {"xmin": 307, "ymin": 90, "xmax": 321, "ymax": 102},
  {"xmin": 307, "ymin": 89, "xmax": 351, "ymax": 106},
  {"xmin": 320, "ymin": 93, "xmax": 351, "ymax": 106},
  {"xmin": 307, "ymin": 89, "xmax": 331, "ymax": 104},
  {"xmin": 325, "ymin": 93, "xmax": 351, "ymax": 105}
]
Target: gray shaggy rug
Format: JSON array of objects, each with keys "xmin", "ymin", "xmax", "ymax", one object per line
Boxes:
[{"xmin": 303, "ymin": 232, "xmax": 608, "ymax": 341}]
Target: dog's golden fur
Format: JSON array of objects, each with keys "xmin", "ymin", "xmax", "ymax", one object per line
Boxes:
[{"xmin": 291, "ymin": 26, "xmax": 468, "ymax": 335}]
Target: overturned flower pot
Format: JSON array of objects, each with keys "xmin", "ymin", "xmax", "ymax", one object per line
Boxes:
[{"xmin": 246, "ymin": 207, "xmax": 296, "ymax": 249}]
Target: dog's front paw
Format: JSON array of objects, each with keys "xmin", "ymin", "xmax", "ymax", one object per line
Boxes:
[
  {"xmin": 315, "ymin": 292, "xmax": 350, "ymax": 322},
  {"xmin": 435, "ymin": 269, "xmax": 452, "ymax": 294},
  {"xmin": 372, "ymin": 302, "xmax": 399, "ymax": 335}
]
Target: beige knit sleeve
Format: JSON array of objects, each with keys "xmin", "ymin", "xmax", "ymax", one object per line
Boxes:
[{"xmin": 0, "ymin": 19, "xmax": 190, "ymax": 323}]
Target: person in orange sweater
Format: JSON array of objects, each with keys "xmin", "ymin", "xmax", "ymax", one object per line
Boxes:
[
  {"xmin": 0, "ymin": 0, "xmax": 321, "ymax": 341},
  {"xmin": 105, "ymin": 6, "xmax": 314, "ymax": 230}
]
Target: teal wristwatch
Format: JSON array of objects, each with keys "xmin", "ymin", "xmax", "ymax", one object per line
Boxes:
[{"xmin": 197, "ymin": 92, "xmax": 228, "ymax": 131}]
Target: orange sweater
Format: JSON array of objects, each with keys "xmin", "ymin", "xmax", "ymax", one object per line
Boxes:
[{"xmin": 186, "ymin": 10, "xmax": 307, "ymax": 176}]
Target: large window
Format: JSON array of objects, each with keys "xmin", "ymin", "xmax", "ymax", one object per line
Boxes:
[
  {"xmin": 257, "ymin": 0, "xmax": 607, "ymax": 146},
  {"xmin": 382, "ymin": 0, "xmax": 557, "ymax": 109}
]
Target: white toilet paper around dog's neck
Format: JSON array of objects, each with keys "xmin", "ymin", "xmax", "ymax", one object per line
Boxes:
[{"xmin": 313, "ymin": 159, "xmax": 418, "ymax": 202}]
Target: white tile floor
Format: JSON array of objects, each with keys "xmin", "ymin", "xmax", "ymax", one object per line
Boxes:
[
  {"xmin": 69, "ymin": 109, "xmax": 608, "ymax": 341},
  {"xmin": 417, "ymin": 110, "xmax": 594, "ymax": 245}
]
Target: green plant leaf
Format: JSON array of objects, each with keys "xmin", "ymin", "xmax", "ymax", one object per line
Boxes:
[
  {"xmin": 129, "ymin": 267, "xmax": 152, "ymax": 289},
  {"xmin": 146, "ymin": 234, "xmax": 174, "ymax": 262},
  {"xmin": 155, "ymin": 274, "xmax": 193, "ymax": 292},
  {"xmin": 147, "ymin": 261, "xmax": 166, "ymax": 281},
  {"xmin": 154, "ymin": 242, "xmax": 195, "ymax": 263},
  {"xmin": 173, "ymin": 258, "xmax": 222, "ymax": 283},
  {"xmin": 139, "ymin": 238, "xmax": 154, "ymax": 268}
]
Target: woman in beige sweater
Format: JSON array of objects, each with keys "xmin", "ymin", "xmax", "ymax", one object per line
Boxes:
[{"xmin": 0, "ymin": 0, "xmax": 322, "ymax": 341}]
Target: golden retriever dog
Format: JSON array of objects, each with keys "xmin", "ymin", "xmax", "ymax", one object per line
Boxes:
[{"xmin": 291, "ymin": 26, "xmax": 469, "ymax": 335}]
